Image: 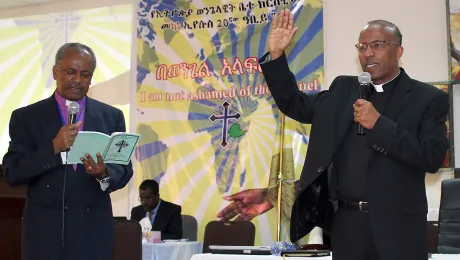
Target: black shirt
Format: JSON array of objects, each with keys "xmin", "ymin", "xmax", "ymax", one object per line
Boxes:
[{"xmin": 333, "ymin": 71, "xmax": 401, "ymax": 201}]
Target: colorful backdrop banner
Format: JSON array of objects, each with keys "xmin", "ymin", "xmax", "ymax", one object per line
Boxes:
[{"xmin": 134, "ymin": 0, "xmax": 324, "ymax": 245}]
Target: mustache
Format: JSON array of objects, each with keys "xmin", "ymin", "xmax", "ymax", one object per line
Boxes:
[
  {"xmin": 67, "ymin": 83, "xmax": 82, "ymax": 88},
  {"xmin": 365, "ymin": 59, "xmax": 378, "ymax": 64}
]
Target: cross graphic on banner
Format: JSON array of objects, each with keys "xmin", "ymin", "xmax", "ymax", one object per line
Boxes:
[
  {"xmin": 209, "ymin": 100, "xmax": 242, "ymax": 149},
  {"xmin": 115, "ymin": 140, "xmax": 129, "ymax": 152},
  {"xmin": 14, "ymin": 11, "xmax": 82, "ymax": 89},
  {"xmin": 53, "ymin": 12, "xmax": 81, "ymax": 42}
]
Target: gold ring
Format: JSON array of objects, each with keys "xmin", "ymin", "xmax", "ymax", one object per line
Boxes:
[{"xmin": 87, "ymin": 166, "xmax": 92, "ymax": 170}]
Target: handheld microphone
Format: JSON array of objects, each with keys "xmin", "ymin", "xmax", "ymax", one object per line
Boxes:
[
  {"xmin": 357, "ymin": 72, "xmax": 371, "ymax": 135},
  {"xmin": 68, "ymin": 101, "xmax": 80, "ymax": 125}
]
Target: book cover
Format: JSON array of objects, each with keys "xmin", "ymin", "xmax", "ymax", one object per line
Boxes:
[{"xmin": 67, "ymin": 131, "xmax": 140, "ymax": 165}]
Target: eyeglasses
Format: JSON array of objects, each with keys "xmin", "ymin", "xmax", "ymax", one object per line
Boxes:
[
  {"xmin": 138, "ymin": 196, "xmax": 153, "ymax": 202},
  {"xmin": 355, "ymin": 40, "xmax": 400, "ymax": 53}
]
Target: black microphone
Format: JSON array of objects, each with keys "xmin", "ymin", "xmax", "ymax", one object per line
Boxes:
[
  {"xmin": 357, "ymin": 72, "xmax": 371, "ymax": 135},
  {"xmin": 67, "ymin": 101, "xmax": 80, "ymax": 125}
]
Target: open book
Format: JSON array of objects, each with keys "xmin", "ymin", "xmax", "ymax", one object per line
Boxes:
[{"xmin": 67, "ymin": 131, "xmax": 140, "ymax": 165}]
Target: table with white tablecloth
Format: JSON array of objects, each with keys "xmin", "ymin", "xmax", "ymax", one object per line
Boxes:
[
  {"xmin": 142, "ymin": 241, "xmax": 202, "ymax": 260},
  {"xmin": 191, "ymin": 253, "xmax": 329, "ymax": 260},
  {"xmin": 190, "ymin": 253, "xmax": 460, "ymax": 260}
]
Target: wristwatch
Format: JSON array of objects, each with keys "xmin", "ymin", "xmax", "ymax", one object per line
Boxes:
[{"xmin": 97, "ymin": 173, "xmax": 110, "ymax": 183}]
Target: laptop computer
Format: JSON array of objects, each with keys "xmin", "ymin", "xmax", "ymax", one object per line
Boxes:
[
  {"xmin": 209, "ymin": 245, "xmax": 272, "ymax": 255},
  {"xmin": 280, "ymin": 249, "xmax": 331, "ymax": 257}
]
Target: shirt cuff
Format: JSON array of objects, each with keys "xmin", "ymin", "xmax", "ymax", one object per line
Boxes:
[
  {"xmin": 97, "ymin": 179, "xmax": 110, "ymax": 191},
  {"xmin": 259, "ymin": 53, "xmax": 272, "ymax": 64}
]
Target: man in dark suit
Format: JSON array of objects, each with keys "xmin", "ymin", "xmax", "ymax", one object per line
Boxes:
[
  {"xmin": 2, "ymin": 43, "xmax": 133, "ymax": 260},
  {"xmin": 131, "ymin": 179, "xmax": 182, "ymax": 240},
  {"xmin": 260, "ymin": 10, "xmax": 449, "ymax": 260}
]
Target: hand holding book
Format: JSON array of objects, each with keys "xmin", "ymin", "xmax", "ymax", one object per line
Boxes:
[{"xmin": 66, "ymin": 131, "xmax": 140, "ymax": 165}]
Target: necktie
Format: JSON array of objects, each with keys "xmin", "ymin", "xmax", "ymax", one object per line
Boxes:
[{"xmin": 148, "ymin": 210, "xmax": 153, "ymax": 224}]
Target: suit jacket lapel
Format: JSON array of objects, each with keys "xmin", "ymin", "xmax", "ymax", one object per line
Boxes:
[
  {"xmin": 83, "ymin": 97, "xmax": 98, "ymax": 132},
  {"xmin": 152, "ymin": 202, "xmax": 166, "ymax": 231},
  {"xmin": 383, "ymin": 70, "xmax": 412, "ymax": 120},
  {"xmin": 40, "ymin": 95, "xmax": 64, "ymax": 142},
  {"xmin": 139, "ymin": 207, "xmax": 147, "ymax": 221},
  {"xmin": 335, "ymin": 81, "xmax": 359, "ymax": 146}
]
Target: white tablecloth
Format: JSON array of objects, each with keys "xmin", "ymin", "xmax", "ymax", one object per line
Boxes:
[
  {"xmin": 190, "ymin": 254, "xmax": 328, "ymax": 260},
  {"xmin": 142, "ymin": 241, "xmax": 202, "ymax": 260},
  {"xmin": 190, "ymin": 253, "xmax": 460, "ymax": 260}
]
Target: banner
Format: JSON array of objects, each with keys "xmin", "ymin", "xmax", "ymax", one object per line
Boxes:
[{"xmin": 135, "ymin": 0, "xmax": 324, "ymax": 244}]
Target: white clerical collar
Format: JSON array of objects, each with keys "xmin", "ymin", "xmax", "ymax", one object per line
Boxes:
[{"xmin": 372, "ymin": 70, "xmax": 401, "ymax": 92}]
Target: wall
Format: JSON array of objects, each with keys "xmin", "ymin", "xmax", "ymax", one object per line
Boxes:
[{"xmin": 323, "ymin": 0, "xmax": 449, "ymax": 86}]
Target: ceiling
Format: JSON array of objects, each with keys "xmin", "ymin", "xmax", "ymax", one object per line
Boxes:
[{"xmin": 0, "ymin": 0, "xmax": 71, "ymax": 10}]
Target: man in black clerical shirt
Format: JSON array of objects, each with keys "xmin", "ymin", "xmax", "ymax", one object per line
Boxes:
[{"xmin": 260, "ymin": 9, "xmax": 449, "ymax": 260}]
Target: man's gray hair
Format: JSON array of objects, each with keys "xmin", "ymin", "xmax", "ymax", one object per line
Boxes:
[{"xmin": 55, "ymin": 42, "xmax": 97, "ymax": 71}]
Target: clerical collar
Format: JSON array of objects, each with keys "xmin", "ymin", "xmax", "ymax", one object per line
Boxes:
[{"xmin": 372, "ymin": 70, "xmax": 401, "ymax": 92}]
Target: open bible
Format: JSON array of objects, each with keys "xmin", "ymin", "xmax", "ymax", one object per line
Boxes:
[{"xmin": 66, "ymin": 131, "xmax": 140, "ymax": 165}]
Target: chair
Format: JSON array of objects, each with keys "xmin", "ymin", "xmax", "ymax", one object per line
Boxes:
[
  {"xmin": 181, "ymin": 215, "xmax": 198, "ymax": 241},
  {"xmin": 437, "ymin": 178, "xmax": 460, "ymax": 254},
  {"xmin": 113, "ymin": 220, "xmax": 142, "ymax": 260},
  {"xmin": 202, "ymin": 221, "xmax": 255, "ymax": 253}
]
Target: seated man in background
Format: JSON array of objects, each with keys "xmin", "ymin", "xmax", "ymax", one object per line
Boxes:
[{"xmin": 131, "ymin": 179, "xmax": 182, "ymax": 239}]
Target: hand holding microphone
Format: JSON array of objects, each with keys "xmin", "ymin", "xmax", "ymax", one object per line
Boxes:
[
  {"xmin": 52, "ymin": 102, "xmax": 81, "ymax": 154},
  {"xmin": 354, "ymin": 72, "xmax": 380, "ymax": 132}
]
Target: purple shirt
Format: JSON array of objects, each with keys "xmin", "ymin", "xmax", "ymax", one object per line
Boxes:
[{"xmin": 54, "ymin": 91, "xmax": 86, "ymax": 130}]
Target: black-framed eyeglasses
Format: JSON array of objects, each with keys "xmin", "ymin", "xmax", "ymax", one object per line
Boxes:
[{"xmin": 355, "ymin": 40, "xmax": 400, "ymax": 53}]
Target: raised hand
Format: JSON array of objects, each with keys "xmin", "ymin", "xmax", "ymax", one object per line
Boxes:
[
  {"xmin": 268, "ymin": 9, "xmax": 299, "ymax": 60},
  {"xmin": 52, "ymin": 121, "xmax": 82, "ymax": 154}
]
